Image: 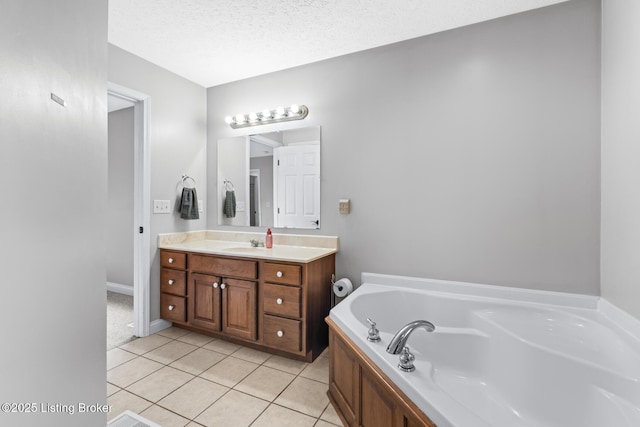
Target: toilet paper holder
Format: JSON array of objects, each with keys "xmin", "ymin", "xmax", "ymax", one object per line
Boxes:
[
  {"xmin": 330, "ymin": 274, "xmax": 339, "ymax": 308},
  {"xmin": 330, "ymin": 274, "xmax": 353, "ymax": 307}
]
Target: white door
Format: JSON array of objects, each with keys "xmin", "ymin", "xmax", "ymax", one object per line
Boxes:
[{"xmin": 274, "ymin": 144, "xmax": 320, "ymax": 229}]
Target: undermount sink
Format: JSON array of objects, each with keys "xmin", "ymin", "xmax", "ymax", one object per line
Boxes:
[
  {"xmin": 225, "ymin": 245, "xmax": 322, "ymax": 258},
  {"xmin": 226, "ymin": 246, "xmax": 267, "ymax": 253}
]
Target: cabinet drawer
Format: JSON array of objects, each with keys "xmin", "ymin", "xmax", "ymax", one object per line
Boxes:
[
  {"xmin": 191, "ymin": 254, "xmax": 257, "ymax": 279},
  {"xmin": 161, "ymin": 268, "xmax": 186, "ymax": 295},
  {"xmin": 161, "ymin": 293, "xmax": 186, "ymax": 323},
  {"xmin": 263, "ymin": 284, "xmax": 301, "ymax": 318},
  {"xmin": 264, "ymin": 263, "xmax": 301, "ymax": 286},
  {"xmin": 161, "ymin": 251, "xmax": 186, "ymax": 269},
  {"xmin": 263, "ymin": 315, "xmax": 301, "ymax": 353}
]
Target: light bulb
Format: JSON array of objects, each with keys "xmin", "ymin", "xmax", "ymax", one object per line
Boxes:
[
  {"xmin": 275, "ymin": 106, "xmax": 285, "ymax": 117},
  {"xmin": 224, "ymin": 116, "xmax": 233, "ymax": 124},
  {"xmin": 235, "ymin": 114, "xmax": 246, "ymax": 124},
  {"xmin": 248, "ymin": 112, "xmax": 258, "ymax": 122},
  {"xmin": 262, "ymin": 109, "xmax": 272, "ymax": 120},
  {"xmin": 290, "ymin": 104, "xmax": 300, "ymax": 114}
]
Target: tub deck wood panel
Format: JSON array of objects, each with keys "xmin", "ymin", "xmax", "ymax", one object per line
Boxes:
[{"xmin": 327, "ymin": 317, "xmax": 437, "ymax": 427}]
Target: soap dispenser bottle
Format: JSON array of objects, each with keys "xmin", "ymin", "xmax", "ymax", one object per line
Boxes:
[{"xmin": 266, "ymin": 228, "xmax": 273, "ymax": 249}]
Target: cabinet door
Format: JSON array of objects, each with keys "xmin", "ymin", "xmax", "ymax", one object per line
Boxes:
[
  {"xmin": 191, "ymin": 273, "xmax": 222, "ymax": 331},
  {"xmin": 222, "ymin": 278, "xmax": 257, "ymax": 341},
  {"xmin": 360, "ymin": 369, "xmax": 400, "ymax": 427},
  {"xmin": 329, "ymin": 330, "xmax": 359, "ymax": 426}
]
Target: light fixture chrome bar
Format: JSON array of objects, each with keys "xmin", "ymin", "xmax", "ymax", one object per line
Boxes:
[{"xmin": 225, "ymin": 104, "xmax": 308, "ymax": 129}]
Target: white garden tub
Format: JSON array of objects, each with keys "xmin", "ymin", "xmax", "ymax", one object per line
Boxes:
[{"xmin": 329, "ymin": 273, "xmax": 640, "ymax": 427}]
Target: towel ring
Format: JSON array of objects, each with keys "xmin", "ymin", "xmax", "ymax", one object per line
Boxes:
[
  {"xmin": 181, "ymin": 174, "xmax": 196, "ymax": 189},
  {"xmin": 224, "ymin": 180, "xmax": 235, "ymax": 191}
]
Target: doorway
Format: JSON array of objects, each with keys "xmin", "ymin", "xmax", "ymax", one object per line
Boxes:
[
  {"xmin": 107, "ymin": 82, "xmax": 150, "ymax": 340},
  {"xmin": 107, "ymin": 97, "xmax": 135, "ymax": 348},
  {"xmin": 249, "ymin": 169, "xmax": 261, "ymax": 227}
]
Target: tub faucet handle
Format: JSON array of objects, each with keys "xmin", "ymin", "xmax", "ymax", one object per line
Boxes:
[
  {"xmin": 366, "ymin": 318, "xmax": 381, "ymax": 342},
  {"xmin": 398, "ymin": 346, "xmax": 416, "ymax": 372}
]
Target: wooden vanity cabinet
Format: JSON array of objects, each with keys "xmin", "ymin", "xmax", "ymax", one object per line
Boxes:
[
  {"xmin": 189, "ymin": 255, "xmax": 258, "ymax": 341},
  {"xmin": 191, "ymin": 273, "xmax": 257, "ymax": 340},
  {"xmin": 160, "ymin": 251, "xmax": 188, "ymax": 323},
  {"xmin": 261, "ymin": 261, "xmax": 303, "ymax": 354},
  {"xmin": 327, "ymin": 318, "xmax": 437, "ymax": 427},
  {"xmin": 160, "ymin": 249, "xmax": 335, "ymax": 362}
]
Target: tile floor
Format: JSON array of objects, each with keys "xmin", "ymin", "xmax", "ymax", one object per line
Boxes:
[{"xmin": 107, "ymin": 327, "xmax": 343, "ymax": 427}]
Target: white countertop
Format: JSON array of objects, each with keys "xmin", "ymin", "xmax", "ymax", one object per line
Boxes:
[{"xmin": 158, "ymin": 230, "xmax": 338, "ymax": 263}]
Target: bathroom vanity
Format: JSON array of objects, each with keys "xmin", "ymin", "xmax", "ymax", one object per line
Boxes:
[{"xmin": 158, "ymin": 231, "xmax": 337, "ymax": 362}]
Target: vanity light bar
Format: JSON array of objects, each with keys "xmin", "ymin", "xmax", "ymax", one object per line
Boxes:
[{"xmin": 225, "ymin": 104, "xmax": 308, "ymax": 129}]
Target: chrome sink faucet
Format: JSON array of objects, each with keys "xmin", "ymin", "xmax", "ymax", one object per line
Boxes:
[
  {"xmin": 249, "ymin": 239, "xmax": 264, "ymax": 247},
  {"xmin": 386, "ymin": 320, "xmax": 435, "ymax": 355}
]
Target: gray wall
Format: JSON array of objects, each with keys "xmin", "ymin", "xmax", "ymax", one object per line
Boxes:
[
  {"xmin": 601, "ymin": 0, "xmax": 640, "ymax": 319},
  {"xmin": 0, "ymin": 1, "xmax": 108, "ymax": 426},
  {"xmin": 207, "ymin": 0, "xmax": 601, "ymax": 295},
  {"xmin": 108, "ymin": 107, "xmax": 135, "ymax": 287},
  {"xmin": 109, "ymin": 45, "xmax": 207, "ymax": 321},
  {"xmin": 218, "ymin": 137, "xmax": 249, "ymax": 226}
]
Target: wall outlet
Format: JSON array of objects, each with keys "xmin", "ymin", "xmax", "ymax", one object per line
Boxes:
[
  {"xmin": 153, "ymin": 199, "xmax": 171, "ymax": 214},
  {"xmin": 339, "ymin": 199, "xmax": 350, "ymax": 214},
  {"xmin": 236, "ymin": 201, "xmax": 246, "ymax": 212},
  {"xmin": 198, "ymin": 199, "xmax": 203, "ymax": 212}
]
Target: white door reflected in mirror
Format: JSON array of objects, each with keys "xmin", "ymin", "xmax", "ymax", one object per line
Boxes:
[{"xmin": 215, "ymin": 126, "xmax": 321, "ymax": 229}]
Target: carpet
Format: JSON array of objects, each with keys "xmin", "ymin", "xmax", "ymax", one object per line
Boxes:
[{"xmin": 107, "ymin": 291, "xmax": 136, "ymax": 350}]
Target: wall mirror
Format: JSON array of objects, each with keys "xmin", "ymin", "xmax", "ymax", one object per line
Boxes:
[{"xmin": 217, "ymin": 126, "xmax": 320, "ymax": 229}]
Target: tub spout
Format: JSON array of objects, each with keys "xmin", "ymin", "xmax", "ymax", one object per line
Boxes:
[{"xmin": 386, "ymin": 320, "xmax": 435, "ymax": 355}]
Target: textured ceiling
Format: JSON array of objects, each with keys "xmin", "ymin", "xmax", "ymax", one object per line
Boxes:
[{"xmin": 108, "ymin": 0, "xmax": 569, "ymax": 88}]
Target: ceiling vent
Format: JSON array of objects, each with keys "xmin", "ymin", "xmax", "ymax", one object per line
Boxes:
[{"xmin": 107, "ymin": 410, "xmax": 160, "ymax": 427}]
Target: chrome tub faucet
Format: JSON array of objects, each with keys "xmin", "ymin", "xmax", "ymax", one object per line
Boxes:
[
  {"xmin": 386, "ymin": 320, "xmax": 435, "ymax": 372},
  {"xmin": 386, "ymin": 320, "xmax": 435, "ymax": 355}
]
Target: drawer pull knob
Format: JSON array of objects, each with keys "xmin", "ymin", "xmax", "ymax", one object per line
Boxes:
[
  {"xmin": 168, "ymin": 257, "xmax": 174, "ymax": 263},
  {"xmin": 276, "ymin": 298, "xmax": 283, "ymax": 305},
  {"xmin": 168, "ymin": 279, "xmax": 174, "ymax": 285},
  {"xmin": 221, "ymin": 283, "xmax": 226, "ymax": 290},
  {"xmin": 168, "ymin": 305, "xmax": 175, "ymax": 311},
  {"xmin": 277, "ymin": 330, "xmax": 284, "ymax": 337},
  {"xmin": 213, "ymin": 282, "xmax": 219, "ymax": 288},
  {"xmin": 276, "ymin": 271, "xmax": 283, "ymax": 278}
]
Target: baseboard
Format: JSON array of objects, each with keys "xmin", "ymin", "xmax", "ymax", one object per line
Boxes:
[
  {"xmin": 106, "ymin": 283, "xmax": 171, "ymax": 337},
  {"xmin": 150, "ymin": 318, "xmax": 172, "ymax": 335},
  {"xmin": 106, "ymin": 281, "xmax": 134, "ymax": 296}
]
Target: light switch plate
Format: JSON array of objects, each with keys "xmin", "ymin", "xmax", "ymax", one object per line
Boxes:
[
  {"xmin": 236, "ymin": 201, "xmax": 246, "ymax": 212},
  {"xmin": 339, "ymin": 199, "xmax": 350, "ymax": 214},
  {"xmin": 153, "ymin": 200, "xmax": 171, "ymax": 214},
  {"xmin": 198, "ymin": 199, "xmax": 203, "ymax": 212}
]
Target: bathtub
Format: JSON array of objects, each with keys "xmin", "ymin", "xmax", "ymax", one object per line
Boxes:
[{"xmin": 329, "ymin": 273, "xmax": 640, "ymax": 427}]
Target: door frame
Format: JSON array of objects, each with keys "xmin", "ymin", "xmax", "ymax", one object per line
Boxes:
[{"xmin": 108, "ymin": 82, "xmax": 151, "ymax": 338}]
